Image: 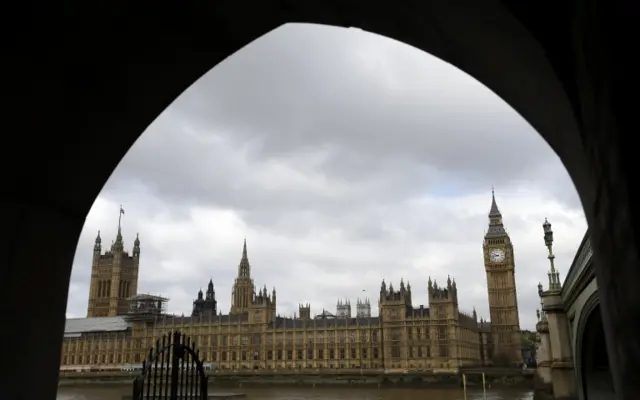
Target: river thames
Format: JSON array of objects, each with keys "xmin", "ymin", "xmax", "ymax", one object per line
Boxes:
[{"xmin": 57, "ymin": 386, "xmax": 534, "ymax": 400}]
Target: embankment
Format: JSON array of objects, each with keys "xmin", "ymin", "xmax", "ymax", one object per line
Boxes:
[{"xmin": 59, "ymin": 368, "xmax": 534, "ymax": 389}]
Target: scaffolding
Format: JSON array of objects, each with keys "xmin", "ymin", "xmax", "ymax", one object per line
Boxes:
[{"xmin": 125, "ymin": 293, "xmax": 169, "ymax": 320}]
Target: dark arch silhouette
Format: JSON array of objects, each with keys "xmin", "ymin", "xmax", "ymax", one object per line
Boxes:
[
  {"xmin": 575, "ymin": 292, "xmax": 615, "ymax": 400},
  {"xmin": 6, "ymin": 2, "xmax": 640, "ymax": 399},
  {"xmin": 580, "ymin": 305, "xmax": 614, "ymax": 400}
]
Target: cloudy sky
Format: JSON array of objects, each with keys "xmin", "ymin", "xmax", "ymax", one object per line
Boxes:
[{"xmin": 67, "ymin": 24, "xmax": 587, "ymax": 330}]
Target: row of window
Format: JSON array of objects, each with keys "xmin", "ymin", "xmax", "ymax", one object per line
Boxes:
[
  {"xmin": 389, "ymin": 345, "xmax": 452, "ymax": 358},
  {"xmin": 174, "ymin": 328, "xmax": 449, "ymax": 346},
  {"xmin": 94, "ymin": 279, "xmax": 132, "ymax": 299},
  {"xmin": 62, "ymin": 344, "xmax": 467, "ymax": 366},
  {"xmin": 210, "ymin": 362, "xmax": 455, "ymax": 370},
  {"xmin": 63, "ymin": 353, "xmax": 140, "ymax": 365},
  {"xmin": 261, "ymin": 348, "xmax": 379, "ymax": 361},
  {"xmin": 62, "ymin": 325, "xmax": 484, "ymax": 355},
  {"xmin": 159, "ymin": 319, "xmax": 463, "ymax": 335},
  {"xmin": 62, "ymin": 336, "xmax": 462, "ymax": 354}
]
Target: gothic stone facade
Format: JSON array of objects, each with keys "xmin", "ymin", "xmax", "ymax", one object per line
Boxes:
[
  {"xmin": 61, "ymin": 194, "xmax": 522, "ymax": 371},
  {"xmin": 62, "ymin": 287, "xmax": 481, "ymax": 371},
  {"xmin": 86, "ymin": 227, "xmax": 140, "ymax": 318}
]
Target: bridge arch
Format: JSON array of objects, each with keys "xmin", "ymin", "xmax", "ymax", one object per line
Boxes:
[{"xmin": 576, "ymin": 292, "xmax": 614, "ymax": 400}]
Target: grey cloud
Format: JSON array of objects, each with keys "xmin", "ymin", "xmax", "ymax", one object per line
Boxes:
[
  {"xmin": 109, "ymin": 23, "xmax": 573, "ymax": 214},
  {"xmin": 68, "ymin": 24, "xmax": 586, "ymax": 330},
  {"xmin": 192, "ymin": 24, "xmax": 552, "ymax": 177}
]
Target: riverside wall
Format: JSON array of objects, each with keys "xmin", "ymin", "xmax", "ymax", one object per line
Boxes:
[{"xmin": 58, "ymin": 368, "xmax": 534, "ymax": 389}]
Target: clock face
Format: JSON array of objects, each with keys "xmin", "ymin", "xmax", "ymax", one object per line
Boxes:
[{"xmin": 489, "ymin": 248, "xmax": 506, "ymax": 262}]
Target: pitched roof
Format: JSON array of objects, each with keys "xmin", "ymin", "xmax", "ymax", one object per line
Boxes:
[{"xmin": 64, "ymin": 316, "xmax": 131, "ymax": 338}]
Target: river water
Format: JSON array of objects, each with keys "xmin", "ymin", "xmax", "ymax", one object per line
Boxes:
[{"xmin": 57, "ymin": 386, "xmax": 534, "ymax": 400}]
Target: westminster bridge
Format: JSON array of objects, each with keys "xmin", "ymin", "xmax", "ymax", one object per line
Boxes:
[{"xmin": 535, "ymin": 230, "xmax": 613, "ymax": 400}]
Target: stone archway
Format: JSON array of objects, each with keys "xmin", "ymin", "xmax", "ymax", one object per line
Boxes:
[
  {"xmin": 576, "ymin": 294, "xmax": 614, "ymax": 400},
  {"xmin": 6, "ymin": 2, "xmax": 640, "ymax": 399}
]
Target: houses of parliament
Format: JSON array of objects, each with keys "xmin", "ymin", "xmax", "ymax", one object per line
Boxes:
[{"xmin": 60, "ymin": 193, "xmax": 523, "ymax": 372}]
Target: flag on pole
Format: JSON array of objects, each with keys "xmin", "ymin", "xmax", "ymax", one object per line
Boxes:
[{"xmin": 117, "ymin": 205, "xmax": 125, "ymax": 232}]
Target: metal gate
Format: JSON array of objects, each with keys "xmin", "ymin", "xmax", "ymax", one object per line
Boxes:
[{"xmin": 132, "ymin": 331, "xmax": 208, "ymax": 399}]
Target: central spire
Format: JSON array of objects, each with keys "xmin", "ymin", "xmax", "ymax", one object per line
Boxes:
[
  {"xmin": 238, "ymin": 238, "xmax": 251, "ymax": 278},
  {"xmin": 242, "ymin": 238, "xmax": 248, "ymax": 259}
]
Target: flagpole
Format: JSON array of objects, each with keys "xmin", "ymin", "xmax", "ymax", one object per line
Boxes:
[{"xmin": 118, "ymin": 205, "xmax": 125, "ymax": 232}]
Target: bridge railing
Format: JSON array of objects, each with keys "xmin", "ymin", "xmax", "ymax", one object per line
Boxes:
[{"xmin": 562, "ymin": 231, "xmax": 592, "ymax": 300}]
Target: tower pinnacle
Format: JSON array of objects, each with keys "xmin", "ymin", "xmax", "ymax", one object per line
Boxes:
[
  {"xmin": 94, "ymin": 230, "xmax": 102, "ymax": 252},
  {"xmin": 242, "ymin": 237, "xmax": 248, "ymax": 259},
  {"xmin": 489, "ymin": 187, "xmax": 501, "ymax": 217},
  {"xmin": 485, "ymin": 189, "xmax": 506, "ymax": 238},
  {"xmin": 238, "ymin": 238, "xmax": 251, "ymax": 278}
]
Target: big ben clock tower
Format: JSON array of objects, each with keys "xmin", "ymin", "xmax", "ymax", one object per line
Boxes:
[{"xmin": 482, "ymin": 189, "xmax": 522, "ymax": 366}]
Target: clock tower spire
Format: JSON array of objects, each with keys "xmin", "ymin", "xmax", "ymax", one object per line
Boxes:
[
  {"xmin": 482, "ymin": 189, "xmax": 523, "ymax": 366},
  {"xmin": 486, "ymin": 187, "xmax": 507, "ymax": 237}
]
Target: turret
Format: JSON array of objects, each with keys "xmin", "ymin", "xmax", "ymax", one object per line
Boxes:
[
  {"xmin": 94, "ymin": 231, "xmax": 102, "ymax": 254},
  {"xmin": 427, "ymin": 276, "xmax": 459, "ymax": 322},
  {"xmin": 298, "ymin": 303, "xmax": 311, "ymax": 319},
  {"xmin": 428, "ymin": 276, "xmax": 458, "ymax": 305},
  {"xmin": 336, "ymin": 299, "xmax": 352, "ymax": 318},
  {"xmin": 447, "ymin": 275, "xmax": 459, "ymax": 305},
  {"xmin": 380, "ymin": 279, "xmax": 412, "ymax": 304},
  {"xmin": 380, "ymin": 279, "xmax": 411, "ymax": 321},
  {"xmin": 248, "ymin": 282, "xmax": 276, "ymax": 323},
  {"xmin": 206, "ymin": 279, "xmax": 215, "ymax": 300},
  {"xmin": 379, "ymin": 279, "xmax": 387, "ymax": 302},
  {"xmin": 252, "ymin": 283, "xmax": 274, "ymax": 306},
  {"xmin": 133, "ymin": 233, "xmax": 140, "ymax": 258},
  {"xmin": 356, "ymin": 298, "xmax": 372, "ymax": 318},
  {"xmin": 192, "ymin": 279, "xmax": 216, "ymax": 317},
  {"xmin": 192, "ymin": 288, "xmax": 205, "ymax": 316}
]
